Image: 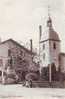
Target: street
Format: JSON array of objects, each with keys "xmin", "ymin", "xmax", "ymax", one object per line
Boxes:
[{"xmin": 0, "ymin": 84, "xmax": 65, "ymax": 99}]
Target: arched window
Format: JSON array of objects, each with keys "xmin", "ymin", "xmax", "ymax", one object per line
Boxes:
[{"xmin": 53, "ymin": 43, "xmax": 56, "ymax": 49}]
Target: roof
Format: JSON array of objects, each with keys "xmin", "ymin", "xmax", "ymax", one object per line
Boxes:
[
  {"xmin": 0, "ymin": 39, "xmax": 35, "ymax": 55},
  {"xmin": 40, "ymin": 16, "xmax": 60, "ymax": 42},
  {"xmin": 47, "ymin": 17, "xmax": 60, "ymax": 41},
  {"xmin": 48, "ymin": 28, "xmax": 60, "ymax": 41}
]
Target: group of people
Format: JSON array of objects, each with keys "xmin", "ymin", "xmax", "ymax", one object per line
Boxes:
[{"xmin": 23, "ymin": 79, "xmax": 32, "ymax": 88}]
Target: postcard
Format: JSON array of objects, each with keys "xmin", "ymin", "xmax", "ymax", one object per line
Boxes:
[{"xmin": 0, "ymin": 0, "xmax": 65, "ymax": 99}]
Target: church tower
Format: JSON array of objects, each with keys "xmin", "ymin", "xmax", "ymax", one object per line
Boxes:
[{"xmin": 39, "ymin": 16, "xmax": 60, "ymax": 71}]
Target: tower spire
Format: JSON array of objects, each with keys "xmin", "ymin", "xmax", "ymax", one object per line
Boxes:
[
  {"xmin": 48, "ymin": 5, "xmax": 51, "ymax": 18},
  {"xmin": 47, "ymin": 5, "xmax": 52, "ymax": 28}
]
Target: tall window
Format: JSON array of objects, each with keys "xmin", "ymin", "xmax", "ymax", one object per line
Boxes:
[
  {"xmin": 43, "ymin": 44, "xmax": 45, "ymax": 50},
  {"xmin": 8, "ymin": 49, "xmax": 11, "ymax": 56},
  {"xmin": 53, "ymin": 43, "xmax": 56, "ymax": 49},
  {"xmin": 43, "ymin": 53, "xmax": 45, "ymax": 60}
]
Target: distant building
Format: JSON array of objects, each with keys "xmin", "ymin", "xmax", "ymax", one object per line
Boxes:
[{"xmin": 39, "ymin": 16, "xmax": 65, "ymax": 73}]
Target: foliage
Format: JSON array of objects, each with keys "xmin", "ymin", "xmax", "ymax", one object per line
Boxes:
[
  {"xmin": 5, "ymin": 78, "xmax": 16, "ymax": 84},
  {"xmin": 28, "ymin": 62, "xmax": 40, "ymax": 72},
  {"xmin": 25, "ymin": 72, "xmax": 39, "ymax": 81},
  {"xmin": 41, "ymin": 63, "xmax": 57, "ymax": 81},
  {"xmin": 41, "ymin": 67, "xmax": 49, "ymax": 81}
]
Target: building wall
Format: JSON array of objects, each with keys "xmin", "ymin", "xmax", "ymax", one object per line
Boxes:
[
  {"xmin": 40, "ymin": 41, "xmax": 50, "ymax": 67},
  {"xmin": 49, "ymin": 41, "xmax": 60, "ymax": 70},
  {"xmin": 0, "ymin": 42, "xmax": 9, "ymax": 70},
  {"xmin": 40, "ymin": 40, "xmax": 60, "ymax": 70},
  {"xmin": 60, "ymin": 54, "xmax": 65, "ymax": 73},
  {"xmin": 0, "ymin": 41, "xmax": 33, "ymax": 72},
  {"xmin": 7, "ymin": 41, "xmax": 32, "ymax": 63}
]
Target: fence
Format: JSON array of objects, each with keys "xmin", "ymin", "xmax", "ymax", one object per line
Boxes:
[{"xmin": 32, "ymin": 81, "xmax": 65, "ymax": 88}]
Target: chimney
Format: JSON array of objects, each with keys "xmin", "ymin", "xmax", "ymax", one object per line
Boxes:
[
  {"xmin": 39, "ymin": 25, "xmax": 42, "ymax": 39},
  {"xmin": 30, "ymin": 39, "xmax": 33, "ymax": 52}
]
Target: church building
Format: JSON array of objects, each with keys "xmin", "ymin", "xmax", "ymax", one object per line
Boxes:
[{"xmin": 39, "ymin": 15, "xmax": 65, "ymax": 73}]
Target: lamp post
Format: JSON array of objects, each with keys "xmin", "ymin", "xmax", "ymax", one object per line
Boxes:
[
  {"xmin": 2, "ymin": 67, "xmax": 4, "ymax": 84},
  {"xmin": 39, "ymin": 25, "xmax": 42, "ymax": 74},
  {"xmin": 48, "ymin": 51, "xmax": 52, "ymax": 83}
]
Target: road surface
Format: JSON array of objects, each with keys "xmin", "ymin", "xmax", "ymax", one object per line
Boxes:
[{"xmin": 0, "ymin": 84, "xmax": 65, "ymax": 98}]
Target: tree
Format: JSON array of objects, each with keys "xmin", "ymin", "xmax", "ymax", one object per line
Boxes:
[
  {"xmin": 25, "ymin": 73, "xmax": 39, "ymax": 81},
  {"xmin": 41, "ymin": 67, "xmax": 49, "ymax": 81}
]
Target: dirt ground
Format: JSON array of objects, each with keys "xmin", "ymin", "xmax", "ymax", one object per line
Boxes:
[{"xmin": 0, "ymin": 84, "xmax": 65, "ymax": 99}]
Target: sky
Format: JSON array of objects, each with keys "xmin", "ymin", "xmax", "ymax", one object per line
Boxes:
[{"xmin": 0, "ymin": 0, "xmax": 65, "ymax": 52}]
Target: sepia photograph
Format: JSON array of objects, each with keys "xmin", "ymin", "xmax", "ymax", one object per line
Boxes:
[{"xmin": 0, "ymin": 0, "xmax": 65, "ymax": 99}]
